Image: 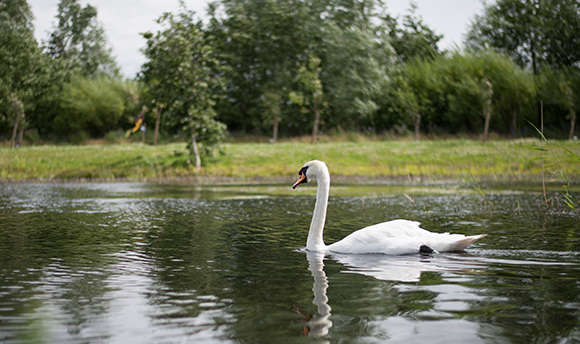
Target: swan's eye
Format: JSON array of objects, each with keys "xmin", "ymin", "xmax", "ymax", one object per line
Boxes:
[{"xmin": 298, "ymin": 166, "xmax": 308, "ymax": 176}]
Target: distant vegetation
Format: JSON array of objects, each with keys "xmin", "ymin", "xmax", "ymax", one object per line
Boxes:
[{"xmin": 1, "ymin": 0, "xmax": 579, "ymax": 167}]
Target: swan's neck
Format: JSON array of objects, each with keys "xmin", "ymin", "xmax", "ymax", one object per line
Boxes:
[{"xmin": 307, "ymin": 172, "xmax": 329, "ymax": 252}]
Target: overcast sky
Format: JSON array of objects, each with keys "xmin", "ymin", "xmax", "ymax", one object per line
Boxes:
[{"xmin": 29, "ymin": 0, "xmax": 485, "ymax": 79}]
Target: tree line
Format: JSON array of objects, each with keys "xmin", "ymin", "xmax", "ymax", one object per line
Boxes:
[{"xmin": 1, "ymin": 0, "xmax": 578, "ymax": 165}]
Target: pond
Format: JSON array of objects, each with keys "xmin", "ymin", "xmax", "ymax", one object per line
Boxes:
[{"xmin": 0, "ymin": 182, "xmax": 578, "ymax": 343}]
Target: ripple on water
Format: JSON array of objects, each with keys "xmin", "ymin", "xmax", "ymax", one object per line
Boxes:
[{"xmin": 0, "ymin": 183, "xmax": 578, "ymax": 343}]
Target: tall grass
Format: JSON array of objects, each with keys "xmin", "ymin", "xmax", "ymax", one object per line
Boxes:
[{"xmin": 528, "ymin": 122, "xmax": 579, "ymax": 209}]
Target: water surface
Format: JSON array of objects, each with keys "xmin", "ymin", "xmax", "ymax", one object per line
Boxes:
[{"xmin": 0, "ymin": 183, "xmax": 578, "ymax": 343}]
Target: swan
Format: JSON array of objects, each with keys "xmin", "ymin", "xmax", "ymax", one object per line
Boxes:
[{"xmin": 292, "ymin": 160, "xmax": 486, "ymax": 255}]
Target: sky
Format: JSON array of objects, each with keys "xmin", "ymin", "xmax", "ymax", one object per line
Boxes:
[{"xmin": 29, "ymin": 0, "xmax": 485, "ymax": 79}]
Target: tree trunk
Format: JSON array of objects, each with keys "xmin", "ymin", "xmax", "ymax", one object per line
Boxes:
[
  {"xmin": 9, "ymin": 95, "xmax": 24, "ymax": 148},
  {"xmin": 569, "ymin": 109, "xmax": 576, "ymax": 140},
  {"xmin": 271, "ymin": 115, "xmax": 279, "ymax": 143},
  {"xmin": 312, "ymin": 105, "xmax": 320, "ymax": 143},
  {"xmin": 191, "ymin": 133, "xmax": 201, "ymax": 171},
  {"xmin": 540, "ymin": 100, "xmax": 544, "ymax": 135},
  {"xmin": 413, "ymin": 112, "xmax": 421, "ymax": 141},
  {"xmin": 510, "ymin": 109, "xmax": 518, "ymax": 137},
  {"xmin": 153, "ymin": 107, "xmax": 161, "ymax": 145},
  {"xmin": 563, "ymin": 83, "xmax": 575, "ymax": 140},
  {"xmin": 482, "ymin": 79, "xmax": 493, "ymax": 142},
  {"xmin": 17, "ymin": 123, "xmax": 24, "ymax": 146},
  {"xmin": 482, "ymin": 107, "xmax": 491, "ymax": 142},
  {"xmin": 10, "ymin": 116, "xmax": 19, "ymax": 149}
]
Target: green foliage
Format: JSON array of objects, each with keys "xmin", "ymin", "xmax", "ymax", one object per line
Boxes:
[
  {"xmin": 207, "ymin": 0, "xmax": 315, "ymax": 134},
  {"xmin": 208, "ymin": 0, "xmax": 397, "ymax": 136},
  {"xmin": 51, "ymin": 76, "xmax": 138, "ymax": 140},
  {"xmin": 536, "ymin": 66, "xmax": 579, "ymax": 137},
  {"xmin": 0, "ymin": 0, "xmax": 50, "ymax": 138},
  {"xmin": 45, "ymin": 0, "xmax": 119, "ymax": 77},
  {"xmin": 466, "ymin": 0, "xmax": 580, "ymax": 71},
  {"xmin": 382, "ymin": 1, "xmax": 443, "ymax": 62},
  {"xmin": 290, "ymin": 55, "xmax": 325, "ymax": 111},
  {"xmin": 140, "ymin": 3, "xmax": 226, "ymax": 163},
  {"xmin": 321, "ymin": 23, "xmax": 393, "ymax": 130},
  {"xmin": 1, "ymin": 0, "xmax": 577, "ymax": 143},
  {"xmin": 385, "ymin": 51, "xmax": 536, "ymax": 135}
]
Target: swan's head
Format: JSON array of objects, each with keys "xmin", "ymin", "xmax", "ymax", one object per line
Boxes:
[{"xmin": 292, "ymin": 160, "xmax": 328, "ymax": 189}]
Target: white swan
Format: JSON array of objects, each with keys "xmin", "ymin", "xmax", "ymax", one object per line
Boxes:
[{"xmin": 292, "ymin": 160, "xmax": 486, "ymax": 255}]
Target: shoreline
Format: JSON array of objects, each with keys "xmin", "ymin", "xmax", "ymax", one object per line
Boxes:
[
  {"xmin": 1, "ymin": 174, "xmax": 575, "ymax": 186},
  {"xmin": 2, "ymin": 140, "xmax": 579, "ymax": 185}
]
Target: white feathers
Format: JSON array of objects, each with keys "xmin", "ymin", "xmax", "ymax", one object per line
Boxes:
[{"xmin": 293, "ymin": 160, "xmax": 486, "ymax": 255}]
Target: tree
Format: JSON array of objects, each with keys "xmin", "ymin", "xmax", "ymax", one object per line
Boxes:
[
  {"xmin": 262, "ymin": 88, "xmax": 282, "ymax": 143},
  {"xmin": 324, "ymin": 0, "xmax": 386, "ymax": 30},
  {"xmin": 481, "ymin": 78, "xmax": 493, "ymax": 141},
  {"xmin": 394, "ymin": 79, "xmax": 421, "ymax": 140},
  {"xmin": 0, "ymin": 0, "xmax": 48, "ymax": 147},
  {"xmin": 289, "ymin": 55, "xmax": 327, "ymax": 142},
  {"xmin": 207, "ymin": 0, "xmax": 396, "ymax": 137},
  {"xmin": 397, "ymin": 51, "xmax": 535, "ymax": 137},
  {"xmin": 320, "ymin": 22, "xmax": 393, "ymax": 132},
  {"xmin": 45, "ymin": 0, "xmax": 119, "ymax": 77},
  {"xmin": 561, "ymin": 81, "xmax": 576, "ymax": 140},
  {"xmin": 152, "ymin": 102, "xmax": 164, "ymax": 145},
  {"xmin": 537, "ymin": 67, "xmax": 579, "ymax": 139},
  {"xmin": 207, "ymin": 0, "xmax": 314, "ymax": 135},
  {"xmin": 382, "ymin": 1, "xmax": 443, "ymax": 62},
  {"xmin": 140, "ymin": 4, "xmax": 226, "ymax": 170},
  {"xmin": 466, "ymin": 0, "xmax": 580, "ymax": 72}
]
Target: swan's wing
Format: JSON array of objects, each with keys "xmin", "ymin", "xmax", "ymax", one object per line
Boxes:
[{"xmin": 327, "ymin": 219, "xmax": 485, "ymax": 254}]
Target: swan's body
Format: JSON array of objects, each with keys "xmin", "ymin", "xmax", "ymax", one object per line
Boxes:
[{"xmin": 292, "ymin": 160, "xmax": 486, "ymax": 255}]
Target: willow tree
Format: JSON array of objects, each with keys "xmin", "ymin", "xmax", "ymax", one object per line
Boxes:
[{"xmin": 140, "ymin": 4, "xmax": 225, "ymax": 170}]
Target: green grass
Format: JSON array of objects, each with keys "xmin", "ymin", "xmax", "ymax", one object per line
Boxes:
[{"xmin": 1, "ymin": 138, "xmax": 579, "ymax": 182}]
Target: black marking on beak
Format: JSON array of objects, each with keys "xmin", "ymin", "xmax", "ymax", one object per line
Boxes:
[{"xmin": 292, "ymin": 166, "xmax": 308, "ymax": 189}]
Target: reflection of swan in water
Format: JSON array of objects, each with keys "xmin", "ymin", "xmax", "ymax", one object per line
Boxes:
[
  {"xmin": 296, "ymin": 251, "xmax": 439, "ymax": 338},
  {"xmin": 331, "ymin": 253, "xmax": 443, "ymax": 283},
  {"xmin": 296, "ymin": 251, "xmax": 487, "ymax": 338},
  {"xmin": 294, "ymin": 251, "xmax": 333, "ymax": 338},
  {"xmin": 297, "ymin": 251, "xmax": 444, "ymax": 337}
]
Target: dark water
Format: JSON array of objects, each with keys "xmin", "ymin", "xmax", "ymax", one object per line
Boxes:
[{"xmin": 0, "ymin": 183, "xmax": 578, "ymax": 344}]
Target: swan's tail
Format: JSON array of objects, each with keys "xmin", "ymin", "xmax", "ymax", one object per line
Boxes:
[{"xmin": 450, "ymin": 234, "xmax": 487, "ymax": 251}]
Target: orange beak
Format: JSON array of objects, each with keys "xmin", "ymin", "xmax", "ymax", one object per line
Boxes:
[{"xmin": 292, "ymin": 172, "xmax": 307, "ymax": 189}]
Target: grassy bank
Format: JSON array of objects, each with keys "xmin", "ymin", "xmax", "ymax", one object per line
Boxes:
[{"xmin": 1, "ymin": 139, "xmax": 579, "ymax": 182}]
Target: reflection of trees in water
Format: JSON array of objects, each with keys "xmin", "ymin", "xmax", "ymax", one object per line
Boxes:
[
  {"xmin": 142, "ymin": 198, "xmax": 315, "ymax": 340},
  {"xmin": 139, "ymin": 199, "xmax": 238, "ymax": 338},
  {"xmin": 0, "ymin": 206, "xmax": 130, "ymax": 342},
  {"xmin": 459, "ymin": 255, "xmax": 580, "ymax": 342}
]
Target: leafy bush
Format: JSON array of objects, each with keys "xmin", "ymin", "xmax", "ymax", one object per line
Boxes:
[
  {"xmin": 385, "ymin": 50, "xmax": 536, "ymax": 136},
  {"xmin": 51, "ymin": 76, "xmax": 138, "ymax": 140}
]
